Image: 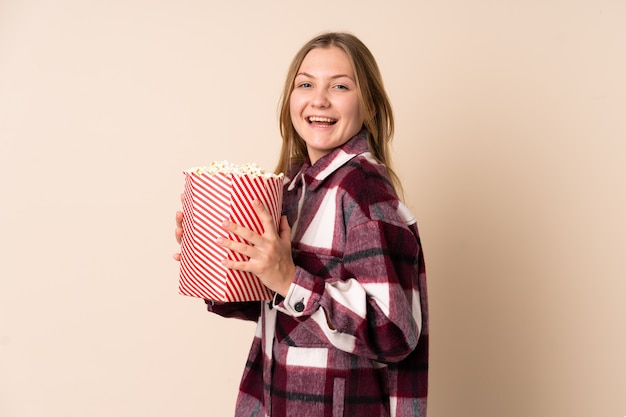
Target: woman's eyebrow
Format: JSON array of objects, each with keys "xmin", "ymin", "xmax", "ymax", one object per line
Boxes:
[{"xmin": 296, "ymin": 72, "xmax": 354, "ymax": 81}]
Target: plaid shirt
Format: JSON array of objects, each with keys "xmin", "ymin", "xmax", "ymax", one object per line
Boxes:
[{"xmin": 207, "ymin": 130, "xmax": 428, "ymax": 416}]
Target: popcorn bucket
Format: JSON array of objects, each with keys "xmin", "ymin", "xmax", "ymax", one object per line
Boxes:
[{"xmin": 179, "ymin": 163, "xmax": 284, "ymax": 302}]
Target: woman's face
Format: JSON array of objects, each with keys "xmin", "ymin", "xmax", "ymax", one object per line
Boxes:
[{"xmin": 290, "ymin": 46, "xmax": 364, "ymax": 164}]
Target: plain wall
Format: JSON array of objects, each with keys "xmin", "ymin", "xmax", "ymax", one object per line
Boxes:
[{"xmin": 1, "ymin": 0, "xmax": 625, "ymax": 416}]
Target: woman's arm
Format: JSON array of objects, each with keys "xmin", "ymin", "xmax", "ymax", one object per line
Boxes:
[
  {"xmin": 205, "ymin": 300, "xmax": 262, "ymax": 322},
  {"xmin": 275, "ymin": 218, "xmax": 425, "ymax": 364}
]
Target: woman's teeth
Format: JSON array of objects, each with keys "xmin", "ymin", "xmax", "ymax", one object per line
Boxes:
[{"xmin": 308, "ymin": 116, "xmax": 336, "ymax": 124}]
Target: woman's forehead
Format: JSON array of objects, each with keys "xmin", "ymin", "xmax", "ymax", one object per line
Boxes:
[{"xmin": 298, "ymin": 46, "xmax": 355, "ymax": 77}]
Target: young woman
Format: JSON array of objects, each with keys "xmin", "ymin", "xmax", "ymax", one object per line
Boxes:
[{"xmin": 174, "ymin": 32, "xmax": 428, "ymax": 417}]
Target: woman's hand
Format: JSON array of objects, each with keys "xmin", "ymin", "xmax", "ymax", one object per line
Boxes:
[
  {"xmin": 173, "ymin": 193, "xmax": 184, "ymax": 261},
  {"xmin": 218, "ymin": 200, "xmax": 295, "ymax": 297}
]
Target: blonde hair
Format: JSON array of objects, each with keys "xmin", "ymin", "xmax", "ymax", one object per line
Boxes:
[{"xmin": 275, "ymin": 32, "xmax": 402, "ymax": 194}]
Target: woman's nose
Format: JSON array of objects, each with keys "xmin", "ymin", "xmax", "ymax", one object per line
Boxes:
[{"xmin": 311, "ymin": 88, "xmax": 330, "ymax": 108}]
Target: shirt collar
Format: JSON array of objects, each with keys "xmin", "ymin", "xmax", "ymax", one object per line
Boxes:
[{"xmin": 287, "ymin": 129, "xmax": 370, "ymax": 191}]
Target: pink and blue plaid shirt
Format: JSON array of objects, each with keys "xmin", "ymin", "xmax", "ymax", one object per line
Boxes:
[{"xmin": 207, "ymin": 130, "xmax": 429, "ymax": 416}]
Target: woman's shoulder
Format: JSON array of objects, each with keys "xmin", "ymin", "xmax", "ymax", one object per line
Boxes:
[
  {"xmin": 337, "ymin": 153, "xmax": 396, "ymax": 197},
  {"xmin": 333, "ymin": 154, "xmax": 408, "ymax": 225}
]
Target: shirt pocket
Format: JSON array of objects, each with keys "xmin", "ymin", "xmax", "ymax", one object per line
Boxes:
[{"xmin": 283, "ymin": 346, "xmax": 346, "ymax": 417}]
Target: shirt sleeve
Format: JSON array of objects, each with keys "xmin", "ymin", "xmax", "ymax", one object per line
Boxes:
[
  {"xmin": 274, "ymin": 218, "xmax": 424, "ymax": 363},
  {"xmin": 204, "ymin": 299, "xmax": 262, "ymax": 322}
]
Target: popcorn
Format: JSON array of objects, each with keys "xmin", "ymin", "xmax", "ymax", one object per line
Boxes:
[
  {"xmin": 179, "ymin": 161, "xmax": 284, "ymax": 302},
  {"xmin": 184, "ymin": 161, "xmax": 282, "ymax": 179}
]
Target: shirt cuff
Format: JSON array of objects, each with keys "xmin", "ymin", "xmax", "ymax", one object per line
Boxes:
[{"xmin": 274, "ymin": 281, "xmax": 313, "ymax": 317}]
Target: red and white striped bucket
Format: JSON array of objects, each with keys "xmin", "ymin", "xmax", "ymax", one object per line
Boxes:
[{"xmin": 179, "ymin": 170, "xmax": 283, "ymax": 302}]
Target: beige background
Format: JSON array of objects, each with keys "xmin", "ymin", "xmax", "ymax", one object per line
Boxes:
[{"xmin": 1, "ymin": 0, "xmax": 625, "ymax": 416}]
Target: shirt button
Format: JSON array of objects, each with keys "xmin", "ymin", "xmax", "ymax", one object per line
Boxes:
[{"xmin": 294, "ymin": 301, "xmax": 305, "ymax": 312}]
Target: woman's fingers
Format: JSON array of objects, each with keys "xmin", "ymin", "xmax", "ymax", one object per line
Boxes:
[
  {"xmin": 252, "ymin": 200, "xmax": 279, "ymax": 237},
  {"xmin": 278, "ymin": 215, "xmax": 291, "ymax": 242},
  {"xmin": 174, "ymin": 206, "xmax": 184, "ymax": 260},
  {"xmin": 217, "ymin": 235, "xmax": 259, "ymax": 275},
  {"xmin": 175, "ymin": 211, "xmax": 184, "ymax": 244},
  {"xmin": 221, "ymin": 200, "xmax": 278, "ymax": 243},
  {"xmin": 216, "ymin": 201, "xmax": 295, "ymax": 296},
  {"xmin": 217, "ymin": 202, "xmax": 273, "ymax": 269},
  {"xmin": 217, "ymin": 235, "xmax": 255, "ymax": 258},
  {"xmin": 221, "ymin": 219, "xmax": 260, "ymax": 247}
]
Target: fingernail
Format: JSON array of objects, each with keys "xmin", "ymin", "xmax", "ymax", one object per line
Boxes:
[
  {"xmin": 216, "ymin": 237, "xmax": 224, "ymax": 244},
  {"xmin": 222, "ymin": 220, "xmax": 230, "ymax": 227}
]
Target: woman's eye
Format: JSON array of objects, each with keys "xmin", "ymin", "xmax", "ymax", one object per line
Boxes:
[
  {"xmin": 297, "ymin": 82, "xmax": 312, "ymax": 88},
  {"xmin": 333, "ymin": 84, "xmax": 348, "ymax": 90}
]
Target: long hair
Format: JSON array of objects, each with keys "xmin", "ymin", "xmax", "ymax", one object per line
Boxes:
[{"xmin": 275, "ymin": 32, "xmax": 402, "ymax": 194}]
